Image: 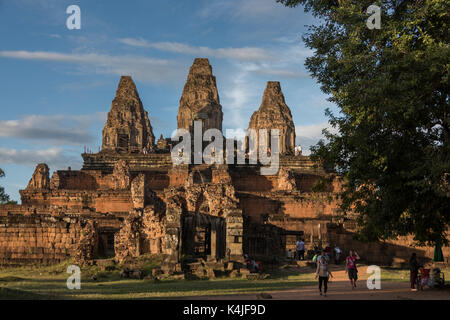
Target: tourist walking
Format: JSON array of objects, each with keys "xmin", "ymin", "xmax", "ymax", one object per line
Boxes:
[
  {"xmin": 296, "ymin": 238, "xmax": 305, "ymax": 260},
  {"xmin": 315, "ymin": 254, "xmax": 333, "ymax": 296},
  {"xmin": 324, "ymin": 244, "xmax": 332, "ymax": 260},
  {"xmin": 345, "ymin": 250, "xmax": 360, "ymax": 289},
  {"xmin": 334, "ymin": 245, "xmax": 341, "ymax": 264},
  {"xmin": 409, "ymin": 252, "xmax": 421, "ymax": 291}
]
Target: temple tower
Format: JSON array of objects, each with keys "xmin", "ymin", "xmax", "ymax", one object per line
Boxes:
[
  {"xmin": 248, "ymin": 81, "xmax": 296, "ymax": 155},
  {"xmin": 177, "ymin": 58, "xmax": 223, "ymax": 134},
  {"xmin": 102, "ymin": 76, "xmax": 155, "ymax": 153}
]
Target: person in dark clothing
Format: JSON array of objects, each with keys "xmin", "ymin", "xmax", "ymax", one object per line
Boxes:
[{"xmin": 409, "ymin": 253, "xmax": 421, "ymax": 291}]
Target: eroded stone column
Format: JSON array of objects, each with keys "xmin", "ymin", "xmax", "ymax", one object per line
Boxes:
[
  {"xmin": 210, "ymin": 228, "xmax": 217, "ymax": 259},
  {"xmin": 164, "ymin": 205, "xmax": 182, "ymax": 263},
  {"xmin": 225, "ymin": 210, "xmax": 244, "ymax": 261}
]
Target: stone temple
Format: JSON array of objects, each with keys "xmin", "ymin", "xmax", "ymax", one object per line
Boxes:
[{"xmin": 0, "ymin": 58, "xmax": 445, "ymax": 273}]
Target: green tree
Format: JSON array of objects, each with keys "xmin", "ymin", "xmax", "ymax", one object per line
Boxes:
[
  {"xmin": 0, "ymin": 168, "xmax": 10, "ymax": 203},
  {"xmin": 0, "ymin": 168, "xmax": 16, "ymax": 205},
  {"xmin": 278, "ymin": 0, "xmax": 449, "ymax": 245}
]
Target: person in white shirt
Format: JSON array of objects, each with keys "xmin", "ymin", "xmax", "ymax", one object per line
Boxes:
[
  {"xmin": 296, "ymin": 239, "xmax": 305, "ymax": 261},
  {"xmin": 334, "ymin": 245, "xmax": 342, "ymax": 264},
  {"xmin": 315, "ymin": 254, "xmax": 334, "ymax": 296}
]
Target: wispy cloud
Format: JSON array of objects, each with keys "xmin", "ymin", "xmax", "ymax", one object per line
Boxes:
[
  {"xmin": 119, "ymin": 39, "xmax": 274, "ymax": 62},
  {"xmin": 198, "ymin": 0, "xmax": 299, "ymax": 21},
  {"xmin": 295, "ymin": 122, "xmax": 337, "ymax": 155},
  {"xmin": 119, "ymin": 37, "xmax": 151, "ymax": 48},
  {"xmin": 0, "ymin": 113, "xmax": 106, "ymax": 145},
  {"xmin": 118, "ymin": 38, "xmax": 312, "ymax": 80},
  {"xmin": 0, "ymin": 147, "xmax": 82, "ymax": 170},
  {"xmin": 250, "ymin": 68, "xmax": 309, "ymax": 79},
  {"xmin": 0, "ymin": 50, "xmax": 183, "ymax": 84},
  {"xmin": 221, "ymin": 64, "xmax": 261, "ymax": 129}
]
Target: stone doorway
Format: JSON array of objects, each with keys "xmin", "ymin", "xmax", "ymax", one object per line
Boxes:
[
  {"xmin": 98, "ymin": 230, "xmax": 116, "ymax": 258},
  {"xmin": 181, "ymin": 214, "xmax": 226, "ymax": 260}
]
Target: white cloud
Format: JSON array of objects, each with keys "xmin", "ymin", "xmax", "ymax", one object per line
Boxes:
[
  {"xmin": 251, "ymin": 68, "xmax": 309, "ymax": 79},
  {"xmin": 220, "ymin": 64, "xmax": 261, "ymax": 129},
  {"xmin": 198, "ymin": 0, "xmax": 299, "ymax": 21},
  {"xmin": 119, "ymin": 37, "xmax": 151, "ymax": 48},
  {"xmin": 0, "ymin": 113, "xmax": 106, "ymax": 145},
  {"xmin": 0, "ymin": 147, "xmax": 82, "ymax": 170},
  {"xmin": 295, "ymin": 122, "xmax": 337, "ymax": 155},
  {"xmin": 0, "ymin": 50, "xmax": 183, "ymax": 84},
  {"xmin": 120, "ymin": 40, "xmax": 274, "ymax": 62},
  {"xmin": 117, "ymin": 37, "xmax": 313, "ymax": 80}
]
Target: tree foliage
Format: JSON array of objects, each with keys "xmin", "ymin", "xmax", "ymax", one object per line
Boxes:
[
  {"xmin": 278, "ymin": 0, "xmax": 449, "ymax": 245},
  {"xmin": 0, "ymin": 168, "xmax": 15, "ymax": 205}
]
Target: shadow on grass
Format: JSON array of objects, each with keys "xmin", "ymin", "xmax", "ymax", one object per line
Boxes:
[
  {"xmin": 0, "ymin": 287, "xmax": 58, "ymax": 300},
  {"xmin": 1, "ymin": 275, "xmax": 318, "ymax": 300}
]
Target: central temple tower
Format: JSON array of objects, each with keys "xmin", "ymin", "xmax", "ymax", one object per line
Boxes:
[{"xmin": 177, "ymin": 58, "xmax": 223, "ymax": 134}]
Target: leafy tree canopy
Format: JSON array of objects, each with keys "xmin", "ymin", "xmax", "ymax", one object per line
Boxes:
[
  {"xmin": 0, "ymin": 168, "xmax": 16, "ymax": 205},
  {"xmin": 278, "ymin": 0, "xmax": 449, "ymax": 245}
]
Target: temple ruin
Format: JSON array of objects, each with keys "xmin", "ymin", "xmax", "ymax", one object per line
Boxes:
[{"xmin": 0, "ymin": 58, "xmax": 446, "ymax": 273}]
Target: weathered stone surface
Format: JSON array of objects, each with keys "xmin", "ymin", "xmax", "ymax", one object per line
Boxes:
[
  {"xmin": 111, "ymin": 160, "xmax": 131, "ymax": 189},
  {"xmin": 278, "ymin": 168, "xmax": 296, "ymax": 191},
  {"xmin": 114, "ymin": 210, "xmax": 142, "ymax": 263},
  {"xmin": 248, "ymin": 81, "xmax": 296, "ymax": 154},
  {"xmin": 141, "ymin": 206, "xmax": 165, "ymax": 254},
  {"xmin": 177, "ymin": 58, "xmax": 223, "ymax": 134},
  {"xmin": 74, "ymin": 220, "xmax": 98, "ymax": 266},
  {"xmin": 102, "ymin": 76, "xmax": 155, "ymax": 153},
  {"xmin": 2, "ymin": 59, "xmax": 445, "ymax": 272},
  {"xmin": 26, "ymin": 164, "xmax": 50, "ymax": 190},
  {"xmin": 156, "ymin": 134, "xmax": 169, "ymax": 152},
  {"xmin": 131, "ymin": 174, "xmax": 145, "ymax": 209}
]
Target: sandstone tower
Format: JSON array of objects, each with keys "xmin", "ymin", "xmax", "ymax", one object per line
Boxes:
[
  {"xmin": 177, "ymin": 58, "xmax": 223, "ymax": 134},
  {"xmin": 102, "ymin": 76, "xmax": 155, "ymax": 153},
  {"xmin": 248, "ymin": 81, "xmax": 296, "ymax": 154}
]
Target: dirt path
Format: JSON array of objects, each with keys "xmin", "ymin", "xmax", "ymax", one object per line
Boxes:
[{"xmin": 184, "ymin": 266, "xmax": 450, "ymax": 300}]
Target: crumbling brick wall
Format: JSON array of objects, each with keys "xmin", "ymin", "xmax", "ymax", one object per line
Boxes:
[{"xmin": 0, "ymin": 214, "xmax": 98, "ymax": 266}]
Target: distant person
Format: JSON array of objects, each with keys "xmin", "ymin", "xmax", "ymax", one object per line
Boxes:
[
  {"xmin": 334, "ymin": 245, "xmax": 341, "ymax": 264},
  {"xmin": 287, "ymin": 249, "xmax": 293, "ymax": 260},
  {"xmin": 249, "ymin": 259, "xmax": 259, "ymax": 273},
  {"xmin": 314, "ymin": 250, "xmax": 328, "ymax": 264},
  {"xmin": 321, "ymin": 249, "xmax": 330, "ymax": 263},
  {"xmin": 345, "ymin": 250, "xmax": 360, "ymax": 289},
  {"xmin": 409, "ymin": 253, "xmax": 421, "ymax": 291},
  {"xmin": 312, "ymin": 252, "xmax": 319, "ymax": 263},
  {"xmin": 315, "ymin": 255, "xmax": 333, "ymax": 296},
  {"xmin": 324, "ymin": 244, "xmax": 332, "ymax": 260},
  {"xmin": 296, "ymin": 239, "xmax": 305, "ymax": 261}
]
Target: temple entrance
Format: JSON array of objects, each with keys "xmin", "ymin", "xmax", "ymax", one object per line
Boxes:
[
  {"xmin": 98, "ymin": 229, "xmax": 116, "ymax": 258},
  {"xmin": 181, "ymin": 213, "xmax": 226, "ymax": 260},
  {"xmin": 247, "ymin": 237, "xmax": 268, "ymax": 256}
]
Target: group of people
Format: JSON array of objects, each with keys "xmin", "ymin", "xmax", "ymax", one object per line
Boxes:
[
  {"xmin": 314, "ymin": 249, "xmax": 361, "ymax": 296},
  {"xmin": 315, "ymin": 249, "xmax": 431, "ymax": 296},
  {"xmin": 306, "ymin": 243, "xmax": 343, "ymax": 265},
  {"xmin": 307, "ymin": 241, "xmax": 431, "ymax": 296}
]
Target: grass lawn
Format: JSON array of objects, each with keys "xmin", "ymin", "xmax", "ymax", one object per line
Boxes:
[{"xmin": 0, "ymin": 257, "xmax": 446, "ymax": 300}]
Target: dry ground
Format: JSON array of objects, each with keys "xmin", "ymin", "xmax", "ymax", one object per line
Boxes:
[
  {"xmin": 183, "ymin": 266, "xmax": 450, "ymax": 300},
  {"xmin": 1, "ymin": 261, "xmax": 449, "ymax": 300}
]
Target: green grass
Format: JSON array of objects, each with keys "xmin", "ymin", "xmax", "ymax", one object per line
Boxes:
[{"xmin": 0, "ymin": 259, "xmax": 447, "ymax": 300}]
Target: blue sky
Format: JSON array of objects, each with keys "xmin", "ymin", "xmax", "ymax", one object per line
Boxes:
[{"xmin": 0, "ymin": 0, "xmax": 338, "ymax": 202}]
